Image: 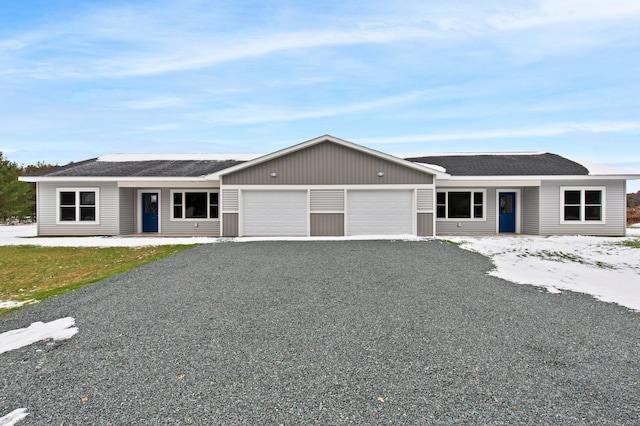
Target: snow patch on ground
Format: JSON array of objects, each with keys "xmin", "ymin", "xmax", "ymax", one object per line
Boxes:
[
  {"xmin": 0, "ymin": 409, "xmax": 28, "ymax": 426},
  {"xmin": 445, "ymin": 229, "xmax": 640, "ymax": 311},
  {"xmin": 0, "ymin": 224, "xmax": 220, "ymax": 247},
  {"xmin": 0, "ymin": 317, "xmax": 78, "ymax": 354}
]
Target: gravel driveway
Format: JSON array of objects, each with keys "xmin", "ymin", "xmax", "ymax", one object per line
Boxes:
[{"xmin": 1, "ymin": 240, "xmax": 638, "ymax": 424}]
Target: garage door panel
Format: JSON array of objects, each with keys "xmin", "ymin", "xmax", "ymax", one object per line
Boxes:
[
  {"xmin": 347, "ymin": 190, "xmax": 413, "ymax": 235},
  {"xmin": 242, "ymin": 191, "xmax": 307, "ymax": 236}
]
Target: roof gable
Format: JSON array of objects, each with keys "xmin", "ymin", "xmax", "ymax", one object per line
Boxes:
[{"xmin": 215, "ymin": 135, "xmax": 446, "ymax": 180}]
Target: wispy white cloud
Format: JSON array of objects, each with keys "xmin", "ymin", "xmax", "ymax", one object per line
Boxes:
[
  {"xmin": 119, "ymin": 97, "xmax": 185, "ymax": 110},
  {"xmin": 4, "ymin": 1, "xmax": 640, "ymax": 79},
  {"xmin": 200, "ymin": 91, "xmax": 428, "ymax": 125},
  {"xmin": 359, "ymin": 121, "xmax": 640, "ymax": 144}
]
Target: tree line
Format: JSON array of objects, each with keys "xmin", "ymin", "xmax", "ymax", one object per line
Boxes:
[{"xmin": 0, "ymin": 152, "xmax": 57, "ymax": 223}]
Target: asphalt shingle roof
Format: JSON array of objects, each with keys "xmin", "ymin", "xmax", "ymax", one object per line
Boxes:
[
  {"xmin": 27, "ymin": 152, "xmax": 589, "ymax": 178},
  {"xmin": 405, "ymin": 153, "xmax": 589, "ymax": 176},
  {"xmin": 28, "ymin": 158, "xmax": 245, "ymax": 178}
]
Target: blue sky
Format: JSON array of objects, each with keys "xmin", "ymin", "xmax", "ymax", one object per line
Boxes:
[{"xmin": 1, "ymin": 0, "xmax": 639, "ymax": 190}]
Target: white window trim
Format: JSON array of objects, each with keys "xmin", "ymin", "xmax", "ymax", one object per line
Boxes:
[
  {"xmin": 170, "ymin": 190, "xmax": 220, "ymax": 221},
  {"xmin": 436, "ymin": 189, "xmax": 487, "ymax": 222},
  {"xmin": 56, "ymin": 188, "xmax": 100, "ymax": 224},
  {"xmin": 560, "ymin": 186, "xmax": 606, "ymax": 224}
]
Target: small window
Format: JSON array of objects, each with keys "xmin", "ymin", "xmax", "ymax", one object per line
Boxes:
[
  {"xmin": 436, "ymin": 190, "xmax": 485, "ymax": 220},
  {"xmin": 448, "ymin": 192, "xmax": 471, "ymax": 218},
  {"xmin": 171, "ymin": 191, "xmax": 219, "ymax": 220},
  {"xmin": 561, "ymin": 187, "xmax": 605, "ymax": 223},
  {"xmin": 57, "ymin": 189, "xmax": 99, "ymax": 223},
  {"xmin": 436, "ymin": 192, "xmax": 446, "ymax": 218},
  {"xmin": 209, "ymin": 192, "xmax": 219, "ymax": 219}
]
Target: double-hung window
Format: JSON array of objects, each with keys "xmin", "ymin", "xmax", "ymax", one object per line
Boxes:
[
  {"xmin": 561, "ymin": 187, "xmax": 605, "ymax": 223},
  {"xmin": 57, "ymin": 188, "xmax": 99, "ymax": 223},
  {"xmin": 436, "ymin": 190, "xmax": 485, "ymax": 220},
  {"xmin": 172, "ymin": 191, "xmax": 219, "ymax": 220}
]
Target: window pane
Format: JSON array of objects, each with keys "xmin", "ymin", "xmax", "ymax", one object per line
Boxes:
[
  {"xmin": 437, "ymin": 192, "xmax": 446, "ymax": 204},
  {"xmin": 564, "ymin": 206, "xmax": 581, "ymax": 221},
  {"xmin": 474, "ymin": 206, "xmax": 483, "ymax": 218},
  {"xmin": 210, "ymin": 206, "xmax": 219, "ymax": 219},
  {"xmin": 60, "ymin": 207, "xmax": 76, "ymax": 221},
  {"xmin": 173, "ymin": 206, "xmax": 182, "ymax": 219},
  {"xmin": 437, "ymin": 206, "xmax": 446, "ymax": 218},
  {"xmin": 500, "ymin": 194, "xmax": 513, "ymax": 214},
  {"xmin": 185, "ymin": 192, "xmax": 207, "ymax": 218},
  {"xmin": 585, "ymin": 206, "xmax": 602, "ymax": 221},
  {"xmin": 80, "ymin": 191, "xmax": 95, "ymax": 205},
  {"xmin": 60, "ymin": 192, "xmax": 75, "ymax": 206},
  {"xmin": 80, "ymin": 207, "xmax": 95, "ymax": 221},
  {"xmin": 448, "ymin": 192, "xmax": 471, "ymax": 218},
  {"xmin": 210, "ymin": 192, "xmax": 219, "ymax": 205},
  {"xmin": 173, "ymin": 192, "xmax": 182, "ymax": 205},
  {"xmin": 585, "ymin": 190, "xmax": 601, "ymax": 205},
  {"xmin": 474, "ymin": 192, "xmax": 483, "ymax": 205},
  {"xmin": 564, "ymin": 190, "xmax": 581, "ymax": 205}
]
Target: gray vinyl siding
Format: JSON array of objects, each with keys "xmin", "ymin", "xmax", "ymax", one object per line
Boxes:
[
  {"xmin": 222, "ymin": 141, "xmax": 433, "ymax": 185},
  {"xmin": 158, "ymin": 188, "xmax": 221, "ymax": 235},
  {"xmin": 417, "ymin": 188, "xmax": 434, "ymax": 211},
  {"xmin": 222, "ymin": 189, "xmax": 239, "ymax": 212},
  {"xmin": 118, "ymin": 187, "xmax": 135, "ymax": 235},
  {"xmin": 36, "ymin": 181, "xmax": 119, "ymax": 236},
  {"xmin": 222, "ymin": 213, "xmax": 239, "ymax": 237},
  {"xmin": 522, "ymin": 186, "xmax": 540, "ymax": 235},
  {"xmin": 310, "ymin": 189, "xmax": 344, "ymax": 211},
  {"xmin": 435, "ymin": 188, "xmax": 497, "ymax": 235},
  {"xmin": 310, "ymin": 213, "xmax": 345, "ymax": 236},
  {"xmin": 417, "ymin": 213, "xmax": 434, "ymax": 236},
  {"xmin": 539, "ymin": 180, "xmax": 626, "ymax": 236}
]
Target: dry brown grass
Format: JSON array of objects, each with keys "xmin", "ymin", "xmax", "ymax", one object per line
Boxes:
[{"xmin": 628, "ymin": 207, "xmax": 640, "ymax": 226}]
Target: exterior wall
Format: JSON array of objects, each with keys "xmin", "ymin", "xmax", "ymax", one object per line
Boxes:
[
  {"xmin": 417, "ymin": 213, "xmax": 434, "ymax": 237},
  {"xmin": 36, "ymin": 181, "xmax": 120, "ymax": 236},
  {"xmin": 157, "ymin": 188, "xmax": 220, "ymax": 235},
  {"xmin": 435, "ymin": 188, "xmax": 498, "ymax": 235},
  {"xmin": 222, "ymin": 213, "xmax": 239, "ymax": 237},
  {"xmin": 539, "ymin": 179, "xmax": 626, "ymax": 236},
  {"xmin": 119, "ymin": 187, "xmax": 135, "ymax": 235},
  {"xmin": 222, "ymin": 141, "xmax": 433, "ymax": 185},
  {"xmin": 310, "ymin": 213, "xmax": 345, "ymax": 236},
  {"xmin": 522, "ymin": 186, "xmax": 540, "ymax": 235}
]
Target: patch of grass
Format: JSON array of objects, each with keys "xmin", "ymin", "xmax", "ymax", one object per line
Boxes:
[
  {"xmin": 0, "ymin": 245, "xmax": 196, "ymax": 311},
  {"xmin": 617, "ymin": 239, "xmax": 640, "ymax": 249},
  {"xmin": 536, "ymin": 250, "xmax": 588, "ymax": 264}
]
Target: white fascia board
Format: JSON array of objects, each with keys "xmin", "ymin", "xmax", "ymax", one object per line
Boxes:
[
  {"xmin": 118, "ymin": 180, "xmax": 219, "ymax": 188},
  {"xmin": 437, "ymin": 174, "xmax": 639, "ymax": 187},
  {"xmin": 207, "ymin": 134, "xmax": 449, "ymax": 180},
  {"xmin": 19, "ymin": 176, "xmax": 210, "ymax": 183},
  {"xmin": 437, "ymin": 179, "xmax": 542, "ymax": 187}
]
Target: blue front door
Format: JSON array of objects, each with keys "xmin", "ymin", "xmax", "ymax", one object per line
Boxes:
[
  {"xmin": 142, "ymin": 193, "xmax": 159, "ymax": 233},
  {"xmin": 499, "ymin": 192, "xmax": 516, "ymax": 233}
]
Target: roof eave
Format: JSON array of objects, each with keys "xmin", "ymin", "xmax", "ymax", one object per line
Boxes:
[{"xmin": 19, "ymin": 176, "xmax": 212, "ymax": 183}]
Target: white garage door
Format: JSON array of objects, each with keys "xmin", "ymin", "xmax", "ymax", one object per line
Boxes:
[
  {"xmin": 347, "ymin": 190, "xmax": 414, "ymax": 236},
  {"xmin": 242, "ymin": 191, "xmax": 308, "ymax": 236}
]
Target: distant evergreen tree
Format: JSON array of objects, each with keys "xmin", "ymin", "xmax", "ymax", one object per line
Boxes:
[
  {"xmin": 0, "ymin": 152, "xmax": 36, "ymax": 222},
  {"xmin": 628, "ymin": 191, "xmax": 640, "ymax": 208}
]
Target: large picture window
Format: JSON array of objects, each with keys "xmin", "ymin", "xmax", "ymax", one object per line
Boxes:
[
  {"xmin": 171, "ymin": 191, "xmax": 219, "ymax": 220},
  {"xmin": 57, "ymin": 188, "xmax": 99, "ymax": 223},
  {"xmin": 436, "ymin": 190, "xmax": 485, "ymax": 220},
  {"xmin": 561, "ymin": 187, "xmax": 605, "ymax": 223}
]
